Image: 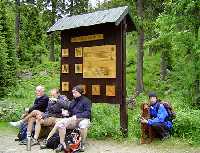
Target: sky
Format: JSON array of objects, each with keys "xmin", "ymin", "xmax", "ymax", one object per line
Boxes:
[{"xmin": 89, "ymin": 0, "xmax": 108, "ymax": 7}]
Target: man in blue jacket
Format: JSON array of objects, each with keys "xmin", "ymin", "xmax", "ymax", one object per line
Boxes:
[
  {"xmin": 41, "ymin": 85, "xmax": 91, "ymax": 152},
  {"xmin": 141, "ymin": 92, "xmax": 172, "ymax": 140}
]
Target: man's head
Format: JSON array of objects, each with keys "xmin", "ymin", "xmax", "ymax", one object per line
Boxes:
[
  {"xmin": 35, "ymin": 85, "xmax": 45, "ymax": 97},
  {"xmin": 148, "ymin": 92, "xmax": 157, "ymax": 105},
  {"xmin": 50, "ymin": 88, "xmax": 60, "ymax": 98},
  {"xmin": 72, "ymin": 85, "xmax": 84, "ymax": 98}
]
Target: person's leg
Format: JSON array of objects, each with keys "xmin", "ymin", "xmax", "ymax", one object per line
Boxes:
[
  {"xmin": 151, "ymin": 123, "xmax": 170, "ymax": 140},
  {"xmin": 78, "ymin": 119, "xmax": 90, "ymax": 152},
  {"xmin": 40, "ymin": 118, "xmax": 61, "ymax": 149},
  {"xmin": 23, "ymin": 110, "xmax": 42, "ymax": 122},
  {"xmin": 34, "ymin": 118, "xmax": 44, "ymax": 140},
  {"xmin": 10, "ymin": 110, "xmax": 41, "ymax": 127},
  {"xmin": 27, "ymin": 117, "xmax": 36, "ymax": 137},
  {"xmin": 55, "ymin": 117, "xmax": 79, "ymax": 152},
  {"xmin": 46, "ymin": 118, "xmax": 65, "ymax": 141},
  {"xmin": 36, "ymin": 117, "xmax": 56, "ymax": 140},
  {"xmin": 58, "ymin": 127, "xmax": 67, "ymax": 149}
]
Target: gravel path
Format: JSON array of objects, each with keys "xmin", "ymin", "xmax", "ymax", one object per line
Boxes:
[{"xmin": 0, "ymin": 134, "xmax": 200, "ymax": 153}]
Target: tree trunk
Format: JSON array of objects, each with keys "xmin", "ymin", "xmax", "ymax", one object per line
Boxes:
[
  {"xmin": 49, "ymin": 0, "xmax": 57, "ymax": 61},
  {"xmin": 135, "ymin": 0, "xmax": 144, "ymax": 96},
  {"xmin": 15, "ymin": 0, "xmax": 20, "ymax": 59},
  {"xmin": 194, "ymin": 25, "xmax": 200, "ymax": 105},
  {"xmin": 49, "ymin": 32, "xmax": 55, "ymax": 61},
  {"xmin": 69, "ymin": 0, "xmax": 74, "ymax": 15},
  {"xmin": 160, "ymin": 50, "xmax": 167, "ymax": 80}
]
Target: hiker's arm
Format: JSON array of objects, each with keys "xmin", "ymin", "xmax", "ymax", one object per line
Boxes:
[
  {"xmin": 147, "ymin": 104, "xmax": 168, "ymax": 126},
  {"xmin": 76, "ymin": 102, "xmax": 91, "ymax": 119}
]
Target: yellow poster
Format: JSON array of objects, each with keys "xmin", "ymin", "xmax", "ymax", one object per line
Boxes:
[
  {"xmin": 106, "ymin": 85, "xmax": 115, "ymax": 96},
  {"xmin": 92, "ymin": 85, "xmax": 100, "ymax": 95},
  {"xmin": 83, "ymin": 45, "xmax": 116, "ymax": 78},
  {"xmin": 75, "ymin": 64, "xmax": 83, "ymax": 73},
  {"xmin": 62, "ymin": 82, "xmax": 69, "ymax": 91},
  {"xmin": 75, "ymin": 48, "xmax": 83, "ymax": 57},
  {"xmin": 71, "ymin": 34, "xmax": 104, "ymax": 43},
  {"xmin": 62, "ymin": 49, "xmax": 69, "ymax": 57},
  {"xmin": 62, "ymin": 64, "xmax": 69, "ymax": 73}
]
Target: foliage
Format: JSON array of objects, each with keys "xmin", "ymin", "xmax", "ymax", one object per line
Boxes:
[{"xmin": 0, "ymin": 1, "xmax": 18, "ymax": 97}]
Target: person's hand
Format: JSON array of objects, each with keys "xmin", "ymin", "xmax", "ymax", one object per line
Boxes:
[
  {"xmin": 140, "ymin": 117, "xmax": 148, "ymax": 124},
  {"xmin": 49, "ymin": 97, "xmax": 57, "ymax": 102},
  {"xmin": 72, "ymin": 115, "xmax": 77, "ymax": 120},
  {"xmin": 36, "ymin": 114, "xmax": 43, "ymax": 120},
  {"xmin": 62, "ymin": 109, "xmax": 69, "ymax": 117},
  {"xmin": 24, "ymin": 107, "xmax": 29, "ymax": 113}
]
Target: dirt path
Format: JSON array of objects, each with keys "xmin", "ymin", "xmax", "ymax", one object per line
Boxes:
[{"xmin": 0, "ymin": 133, "xmax": 200, "ymax": 153}]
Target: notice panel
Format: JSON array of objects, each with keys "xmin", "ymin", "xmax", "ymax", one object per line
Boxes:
[{"xmin": 83, "ymin": 45, "xmax": 116, "ymax": 78}]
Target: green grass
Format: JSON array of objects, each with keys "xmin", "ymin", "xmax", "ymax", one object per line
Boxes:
[{"xmin": 0, "ymin": 122, "xmax": 18, "ymax": 135}]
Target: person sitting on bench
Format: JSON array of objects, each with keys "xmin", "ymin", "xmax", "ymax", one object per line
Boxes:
[{"xmin": 40, "ymin": 85, "xmax": 91, "ymax": 152}]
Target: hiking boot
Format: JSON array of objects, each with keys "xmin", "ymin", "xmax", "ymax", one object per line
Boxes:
[
  {"xmin": 55, "ymin": 144, "xmax": 64, "ymax": 153},
  {"xmin": 14, "ymin": 138, "xmax": 20, "ymax": 141},
  {"xmin": 31, "ymin": 138, "xmax": 39, "ymax": 146},
  {"xmin": 161, "ymin": 134, "xmax": 170, "ymax": 141},
  {"xmin": 40, "ymin": 139, "xmax": 47, "ymax": 149},
  {"xmin": 19, "ymin": 139, "xmax": 27, "ymax": 145}
]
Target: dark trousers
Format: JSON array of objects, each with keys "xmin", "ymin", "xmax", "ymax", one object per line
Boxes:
[{"xmin": 151, "ymin": 123, "xmax": 170, "ymax": 139}]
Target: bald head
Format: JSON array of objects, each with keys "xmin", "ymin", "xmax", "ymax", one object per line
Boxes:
[
  {"xmin": 35, "ymin": 85, "xmax": 45, "ymax": 97},
  {"xmin": 50, "ymin": 88, "xmax": 59, "ymax": 98}
]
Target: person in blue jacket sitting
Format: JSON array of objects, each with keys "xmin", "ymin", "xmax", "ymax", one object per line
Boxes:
[{"xmin": 141, "ymin": 92, "xmax": 173, "ymax": 140}]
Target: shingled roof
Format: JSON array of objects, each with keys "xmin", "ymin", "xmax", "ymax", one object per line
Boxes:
[{"xmin": 47, "ymin": 6, "xmax": 135, "ymax": 33}]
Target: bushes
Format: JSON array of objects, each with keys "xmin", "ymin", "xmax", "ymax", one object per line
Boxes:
[
  {"xmin": 1, "ymin": 60, "xmax": 200, "ymax": 145},
  {"xmin": 0, "ymin": 62, "xmax": 60, "ymax": 121},
  {"xmin": 173, "ymin": 109, "xmax": 200, "ymax": 144},
  {"xmin": 88, "ymin": 104, "xmax": 122, "ymax": 139}
]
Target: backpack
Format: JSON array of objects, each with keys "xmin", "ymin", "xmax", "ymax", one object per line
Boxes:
[
  {"xmin": 157, "ymin": 101, "xmax": 176, "ymax": 121},
  {"xmin": 46, "ymin": 128, "xmax": 81, "ymax": 153},
  {"xmin": 17, "ymin": 122, "xmax": 35, "ymax": 141}
]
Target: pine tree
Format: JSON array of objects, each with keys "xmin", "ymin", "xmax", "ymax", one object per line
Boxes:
[{"xmin": 0, "ymin": 1, "xmax": 18, "ymax": 96}]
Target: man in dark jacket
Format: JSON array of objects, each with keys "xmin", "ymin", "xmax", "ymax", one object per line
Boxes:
[
  {"xmin": 141, "ymin": 92, "xmax": 173, "ymax": 140},
  {"xmin": 10, "ymin": 85, "xmax": 49, "ymax": 127},
  {"xmin": 29, "ymin": 88, "xmax": 70, "ymax": 145},
  {"xmin": 41, "ymin": 85, "xmax": 91, "ymax": 152}
]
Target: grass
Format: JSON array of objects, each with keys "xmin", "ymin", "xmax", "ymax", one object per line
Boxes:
[
  {"xmin": 0, "ymin": 122, "xmax": 18, "ymax": 135},
  {"xmin": 0, "ymin": 37, "xmax": 200, "ymax": 145}
]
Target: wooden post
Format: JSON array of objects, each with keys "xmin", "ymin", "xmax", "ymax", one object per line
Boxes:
[{"xmin": 120, "ymin": 18, "xmax": 128, "ymax": 137}]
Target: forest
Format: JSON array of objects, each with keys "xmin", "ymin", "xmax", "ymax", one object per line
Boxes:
[{"xmin": 0, "ymin": 0, "xmax": 200, "ymax": 145}]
